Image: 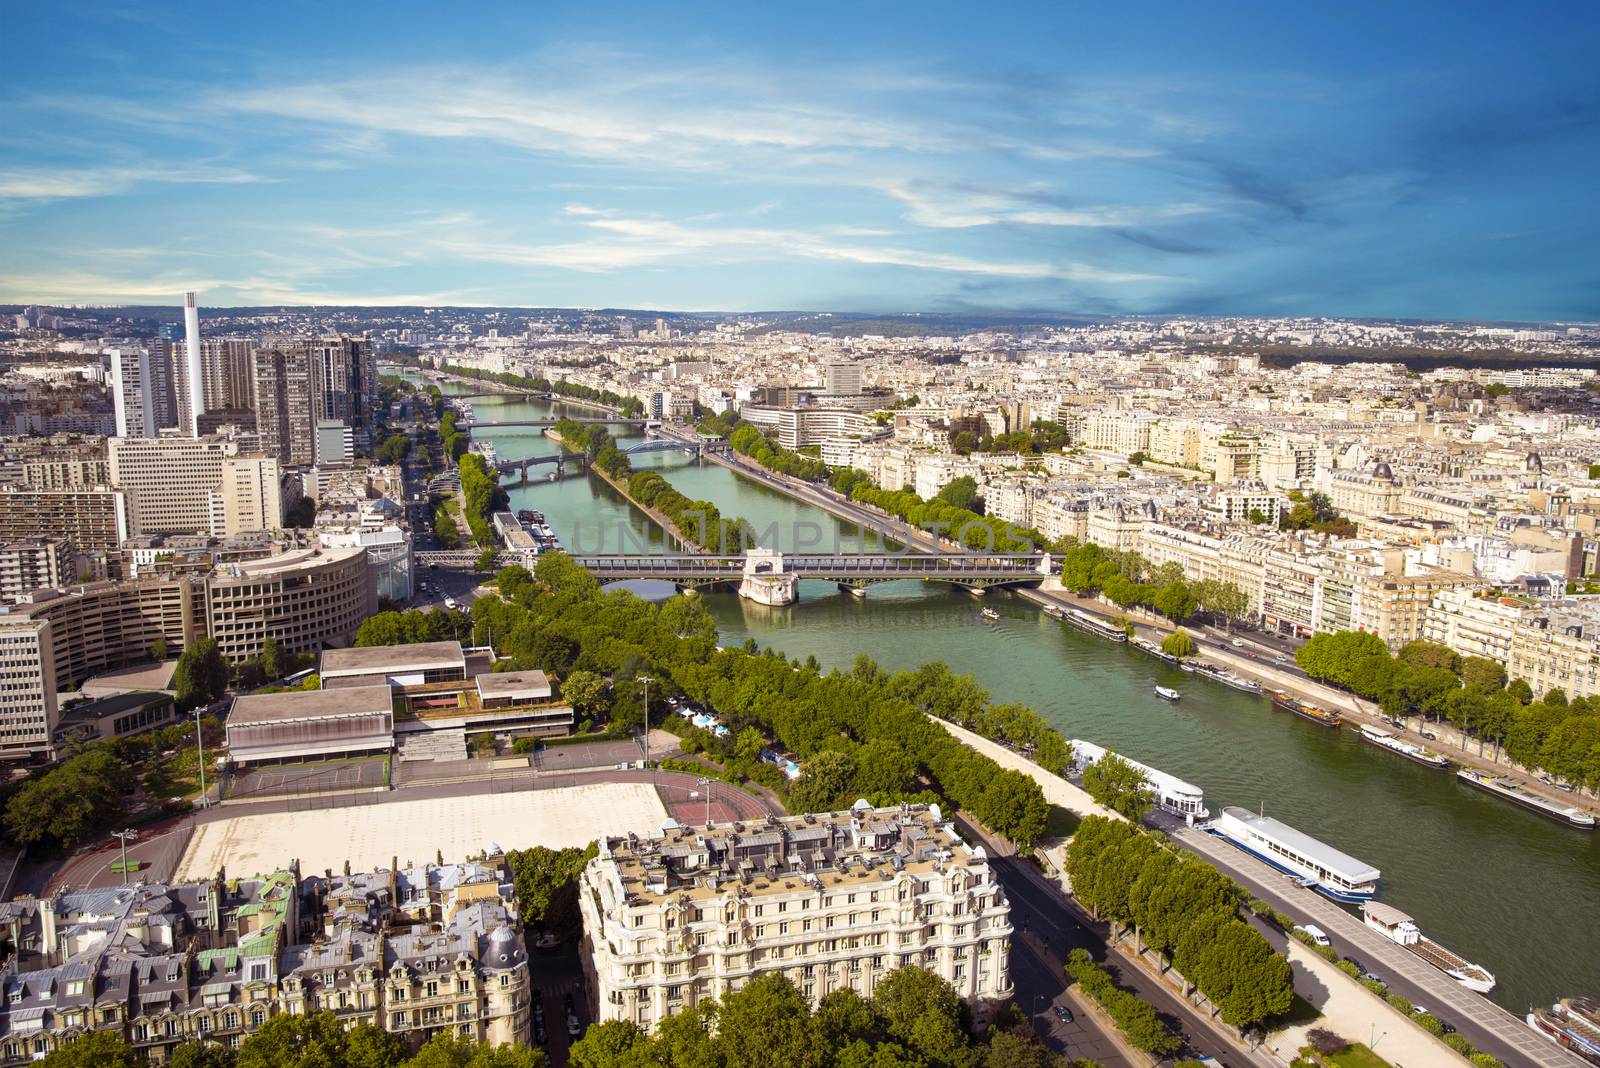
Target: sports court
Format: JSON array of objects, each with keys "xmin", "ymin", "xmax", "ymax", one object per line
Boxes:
[{"xmin": 176, "ymin": 781, "xmax": 668, "ymax": 879}]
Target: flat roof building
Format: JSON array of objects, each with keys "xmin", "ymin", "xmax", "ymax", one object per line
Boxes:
[
  {"xmin": 321, "ymin": 641, "xmax": 466, "ymax": 689},
  {"xmin": 475, "ymin": 670, "xmax": 552, "ymax": 706},
  {"xmin": 225, "ymin": 683, "xmax": 394, "ymax": 764}
]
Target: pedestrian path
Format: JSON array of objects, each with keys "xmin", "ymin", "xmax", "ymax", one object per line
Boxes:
[{"xmin": 1175, "ymin": 824, "xmax": 1587, "ymax": 1068}]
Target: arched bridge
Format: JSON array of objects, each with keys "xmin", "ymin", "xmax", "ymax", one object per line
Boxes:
[
  {"xmin": 495, "ymin": 452, "xmax": 588, "ymax": 482},
  {"xmin": 573, "ymin": 551, "xmax": 1052, "ymax": 592},
  {"xmin": 460, "ymin": 418, "xmax": 649, "ymax": 430}
]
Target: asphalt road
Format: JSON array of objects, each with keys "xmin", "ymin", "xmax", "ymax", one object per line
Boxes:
[
  {"xmin": 1164, "ymin": 817, "xmax": 1580, "ymax": 1068},
  {"xmin": 994, "ymin": 857, "xmax": 1277, "ymax": 1068}
]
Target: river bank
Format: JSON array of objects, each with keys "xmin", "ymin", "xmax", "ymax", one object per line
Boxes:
[
  {"xmin": 413, "ymin": 370, "xmax": 1600, "ymax": 1014},
  {"xmin": 547, "ymin": 429, "xmax": 701, "ymax": 553}
]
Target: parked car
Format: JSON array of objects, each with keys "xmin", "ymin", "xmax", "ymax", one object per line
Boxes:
[
  {"xmin": 1053, "ymin": 1004, "xmax": 1074, "ymax": 1024},
  {"xmin": 1231, "ymin": 638, "xmax": 1246, "ymax": 647},
  {"xmin": 1294, "ymin": 924, "xmax": 1331, "ymax": 947}
]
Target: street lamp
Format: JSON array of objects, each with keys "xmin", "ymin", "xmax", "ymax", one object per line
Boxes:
[
  {"xmin": 697, "ymin": 776, "xmax": 713, "ymax": 826},
  {"xmin": 112, "ymin": 829, "xmax": 137, "ymax": 885},
  {"xmin": 193, "ymin": 706, "xmax": 209, "ymax": 809},
  {"xmin": 638, "ymin": 676, "xmax": 652, "ymax": 770}
]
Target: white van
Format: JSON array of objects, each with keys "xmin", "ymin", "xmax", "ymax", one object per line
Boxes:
[{"xmin": 1294, "ymin": 924, "xmax": 1331, "ymax": 947}]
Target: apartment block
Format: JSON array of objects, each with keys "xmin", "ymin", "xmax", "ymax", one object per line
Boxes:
[
  {"xmin": 252, "ymin": 346, "xmax": 322, "ymax": 466},
  {"xmin": 0, "ymin": 541, "xmax": 72, "ymax": 602},
  {"xmin": 0, "ymin": 486, "xmax": 129, "ymax": 553},
  {"xmin": 579, "ymin": 803, "xmax": 1012, "ymax": 1033},
  {"xmin": 0, "ymin": 858, "xmax": 530, "ymax": 1062}
]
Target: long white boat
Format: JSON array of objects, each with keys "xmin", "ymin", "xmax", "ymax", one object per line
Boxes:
[
  {"xmin": 1528, "ymin": 998, "xmax": 1600, "ymax": 1066},
  {"xmin": 1361, "ymin": 902, "xmax": 1495, "ymax": 993},
  {"xmin": 1457, "ymin": 768, "xmax": 1597, "ymax": 829},
  {"xmin": 1358, "ymin": 724, "xmax": 1451, "ymax": 770},
  {"xmin": 1207, "ymin": 806, "xmax": 1379, "ymax": 902},
  {"xmin": 1071, "ymin": 739, "xmax": 1208, "ymax": 820}
]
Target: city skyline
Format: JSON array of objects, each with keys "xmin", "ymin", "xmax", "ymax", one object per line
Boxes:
[{"xmin": 3, "ymin": 1, "xmax": 1599, "ymax": 320}]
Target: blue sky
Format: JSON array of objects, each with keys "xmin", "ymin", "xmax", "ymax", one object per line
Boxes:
[{"xmin": 2, "ymin": 1, "xmax": 1598, "ymax": 319}]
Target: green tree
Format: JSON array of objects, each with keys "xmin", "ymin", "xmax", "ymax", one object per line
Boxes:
[
  {"xmin": 476, "ymin": 547, "xmax": 499, "ymax": 572},
  {"xmin": 1082, "ymin": 752, "xmax": 1151, "ymax": 822},
  {"xmin": 1507, "ymin": 677, "xmax": 1534, "ymax": 704},
  {"xmin": 560, "ymin": 670, "xmax": 609, "ymax": 718},
  {"xmin": 936, "ymin": 476, "xmax": 981, "ymax": 513},
  {"xmin": 1160, "ymin": 629, "xmax": 1196, "ymax": 658},
  {"xmin": 260, "ymin": 636, "xmax": 284, "ymax": 680},
  {"xmin": 567, "ymin": 1020, "xmax": 652, "ymax": 1068},
  {"xmin": 506, "ymin": 843, "xmax": 597, "ymax": 942},
  {"xmin": 38, "ymin": 1030, "xmax": 141, "ymax": 1068},
  {"xmin": 872, "ymin": 967, "xmax": 975, "ymax": 1068},
  {"xmin": 166, "ymin": 1042, "xmax": 238, "ymax": 1068},
  {"xmin": 733, "ymin": 726, "xmax": 766, "ymax": 765},
  {"xmin": 149, "ymin": 637, "xmax": 169, "ymax": 661},
  {"xmin": 173, "ymin": 637, "xmax": 229, "ymax": 710},
  {"xmin": 983, "ymin": 1030, "xmax": 1061, "ymax": 1068},
  {"xmin": 235, "ymin": 1012, "xmax": 403, "ymax": 1068},
  {"xmin": 790, "ymin": 749, "xmax": 860, "ymax": 812},
  {"xmin": 718, "ymin": 973, "xmax": 815, "ymax": 1068},
  {"xmin": 1151, "ymin": 582, "xmax": 1196, "ymax": 622},
  {"xmin": 1461, "ymin": 656, "xmax": 1507, "ymax": 692}
]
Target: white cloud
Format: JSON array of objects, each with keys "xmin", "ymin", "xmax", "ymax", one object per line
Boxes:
[
  {"xmin": 0, "ymin": 163, "xmax": 269, "ymax": 201},
  {"xmin": 873, "ymin": 179, "xmax": 1211, "ymax": 230},
  {"xmin": 418, "ymin": 209, "xmax": 1170, "ymax": 283}
]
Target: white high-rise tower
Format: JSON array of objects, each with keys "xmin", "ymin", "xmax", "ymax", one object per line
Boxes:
[{"xmin": 181, "ymin": 291, "xmax": 204, "ymax": 435}]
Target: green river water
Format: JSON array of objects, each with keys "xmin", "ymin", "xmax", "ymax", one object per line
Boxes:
[{"xmin": 426, "ymin": 376, "xmax": 1600, "ymax": 1013}]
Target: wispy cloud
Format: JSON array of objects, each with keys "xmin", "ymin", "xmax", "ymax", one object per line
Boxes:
[
  {"xmin": 873, "ymin": 179, "xmax": 1212, "ymax": 229},
  {"xmin": 0, "ymin": 163, "xmax": 270, "ymax": 201},
  {"xmin": 418, "ymin": 208, "xmax": 1170, "ymax": 282}
]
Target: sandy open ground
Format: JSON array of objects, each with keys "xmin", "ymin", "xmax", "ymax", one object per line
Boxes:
[{"xmin": 177, "ymin": 782, "xmax": 669, "ymax": 879}]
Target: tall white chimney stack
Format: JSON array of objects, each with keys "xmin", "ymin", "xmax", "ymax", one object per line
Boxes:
[{"xmin": 182, "ymin": 291, "xmax": 204, "ymax": 435}]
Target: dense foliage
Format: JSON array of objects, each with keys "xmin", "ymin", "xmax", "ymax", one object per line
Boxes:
[
  {"xmin": 39, "ymin": 1013, "xmax": 542, "ymax": 1068},
  {"xmin": 827, "ymin": 469, "xmax": 1046, "ymax": 553},
  {"xmin": 1057, "ymin": 543, "xmax": 1249, "ymax": 628},
  {"xmin": 1296, "ymin": 631, "xmax": 1600, "ymax": 789},
  {"xmin": 506, "ymin": 842, "xmax": 596, "ymax": 943},
  {"xmin": 728, "ymin": 423, "xmax": 829, "ymax": 481},
  {"xmin": 470, "ymin": 556, "xmax": 1055, "ymax": 844},
  {"xmin": 568, "ymin": 968, "xmax": 1064, "ymax": 1068},
  {"xmin": 1065, "ymin": 818, "xmax": 1294, "ymax": 1030},
  {"xmin": 459, "ymin": 452, "xmax": 508, "ymax": 548},
  {"xmin": 174, "ymin": 637, "xmax": 229, "ymax": 710},
  {"xmin": 627, "ymin": 470, "xmax": 756, "ymax": 553},
  {"xmin": 1278, "ymin": 490, "xmax": 1356, "ymax": 538},
  {"xmin": 1063, "ymin": 950, "xmax": 1181, "ymax": 1056},
  {"xmin": 439, "ymin": 363, "xmax": 645, "ymax": 416},
  {"xmin": 1160, "ymin": 629, "xmax": 1196, "ymax": 658},
  {"xmin": 1080, "ymin": 753, "xmax": 1151, "ymax": 822},
  {"xmin": 951, "ymin": 420, "xmax": 1071, "ymax": 456},
  {"xmin": 355, "ymin": 607, "xmax": 475, "ymax": 647}
]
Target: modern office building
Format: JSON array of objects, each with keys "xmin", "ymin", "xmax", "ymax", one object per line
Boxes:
[
  {"xmin": 320, "ymin": 641, "xmax": 467, "ymax": 689},
  {"xmin": 108, "ymin": 347, "xmax": 178, "ymax": 438},
  {"xmin": 579, "ymin": 803, "xmax": 1013, "ymax": 1033},
  {"xmin": 0, "ymin": 546, "xmax": 373, "ymax": 758},
  {"xmin": 109, "ymin": 435, "xmax": 238, "ymax": 537},
  {"xmin": 316, "ymin": 524, "xmax": 414, "ymax": 602},
  {"xmin": 824, "ymin": 362, "xmax": 863, "ymax": 396},
  {"xmin": 204, "ymin": 545, "xmax": 373, "ymax": 663},
  {"xmin": 225, "ymin": 684, "xmax": 394, "ymax": 764}
]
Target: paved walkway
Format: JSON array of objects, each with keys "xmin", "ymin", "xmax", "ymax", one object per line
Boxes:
[
  {"xmin": 1173, "ymin": 824, "xmax": 1586, "ymax": 1068},
  {"xmin": 1272, "ymin": 941, "xmax": 1459, "ymax": 1068}
]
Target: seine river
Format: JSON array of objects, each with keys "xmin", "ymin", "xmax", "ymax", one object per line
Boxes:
[{"xmin": 425, "ymin": 376, "xmax": 1600, "ymax": 1013}]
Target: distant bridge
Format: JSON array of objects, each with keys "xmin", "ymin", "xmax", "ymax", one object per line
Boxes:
[
  {"xmin": 495, "ymin": 452, "xmax": 589, "ymax": 482},
  {"xmin": 572, "ymin": 552, "xmax": 1052, "ymax": 592},
  {"xmin": 460, "ymin": 418, "xmax": 649, "ymax": 430}
]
